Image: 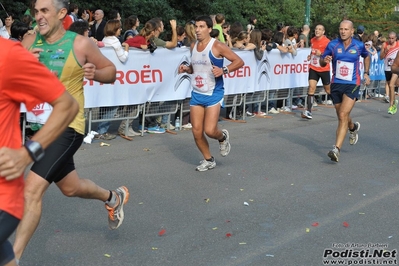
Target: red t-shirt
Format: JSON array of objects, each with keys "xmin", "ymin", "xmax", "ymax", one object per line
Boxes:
[
  {"xmin": 124, "ymin": 35, "xmax": 148, "ymax": 49},
  {"xmin": 63, "ymin": 15, "xmax": 73, "ymax": 30},
  {"xmin": 0, "ymin": 39, "xmax": 65, "ymax": 219},
  {"xmin": 309, "ymin": 35, "xmax": 331, "ymax": 72}
]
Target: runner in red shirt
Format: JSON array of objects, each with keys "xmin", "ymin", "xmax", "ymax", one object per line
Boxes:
[
  {"xmin": 0, "ymin": 38, "xmax": 78, "ymax": 266},
  {"xmin": 302, "ymin": 24, "xmax": 331, "ymax": 119}
]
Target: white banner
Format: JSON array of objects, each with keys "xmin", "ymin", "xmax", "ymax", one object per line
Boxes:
[
  {"xmin": 83, "ymin": 47, "xmax": 314, "ymax": 108},
  {"xmin": 223, "ymin": 50, "xmax": 258, "ymax": 95},
  {"xmin": 25, "ymin": 48, "xmax": 325, "ymax": 122},
  {"xmin": 266, "ymin": 49, "xmax": 311, "ymax": 89}
]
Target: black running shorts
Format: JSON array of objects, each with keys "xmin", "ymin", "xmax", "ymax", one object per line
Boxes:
[
  {"xmin": 385, "ymin": 71, "xmax": 393, "ymax": 82},
  {"xmin": 308, "ymin": 68, "xmax": 331, "ymax": 85},
  {"xmin": 30, "ymin": 127, "xmax": 84, "ymax": 183}
]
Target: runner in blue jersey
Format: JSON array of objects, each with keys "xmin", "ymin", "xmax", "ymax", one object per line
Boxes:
[
  {"xmin": 320, "ymin": 20, "xmax": 370, "ymax": 162},
  {"xmin": 178, "ymin": 15, "xmax": 243, "ymax": 171}
]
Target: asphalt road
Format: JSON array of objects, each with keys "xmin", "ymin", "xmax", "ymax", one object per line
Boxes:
[{"xmin": 14, "ymin": 97, "xmax": 399, "ymax": 266}]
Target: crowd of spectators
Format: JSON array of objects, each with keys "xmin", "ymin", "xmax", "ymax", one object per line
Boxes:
[{"xmin": 1, "ymin": 5, "xmax": 396, "ymax": 137}]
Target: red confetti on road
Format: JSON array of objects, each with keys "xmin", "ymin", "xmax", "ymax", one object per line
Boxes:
[
  {"xmin": 312, "ymin": 222, "xmax": 319, "ymax": 227},
  {"xmin": 343, "ymin": 222, "xmax": 349, "ymax": 228},
  {"xmin": 226, "ymin": 233, "xmax": 232, "ymax": 237},
  {"xmin": 158, "ymin": 229, "xmax": 166, "ymax": 236}
]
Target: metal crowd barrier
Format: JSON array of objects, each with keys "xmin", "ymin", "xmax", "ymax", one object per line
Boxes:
[
  {"xmin": 141, "ymin": 100, "xmax": 179, "ymax": 135},
  {"xmin": 242, "ymin": 91, "xmax": 267, "ymax": 119},
  {"xmin": 86, "ymin": 104, "xmax": 142, "ymax": 134},
  {"xmin": 22, "ymin": 80, "xmax": 391, "ymax": 140}
]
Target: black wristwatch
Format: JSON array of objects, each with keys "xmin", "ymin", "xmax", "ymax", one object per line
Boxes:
[
  {"xmin": 24, "ymin": 140, "xmax": 45, "ymax": 162},
  {"xmin": 222, "ymin": 66, "xmax": 229, "ymax": 74},
  {"xmin": 364, "ymin": 71, "xmax": 369, "ymax": 75}
]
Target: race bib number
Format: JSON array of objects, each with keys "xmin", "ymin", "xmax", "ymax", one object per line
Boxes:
[
  {"xmin": 26, "ymin": 102, "xmax": 53, "ymax": 124},
  {"xmin": 192, "ymin": 73, "xmax": 210, "ymax": 93},
  {"xmin": 335, "ymin": 60, "xmax": 354, "ymax": 81},
  {"xmin": 310, "ymin": 54, "xmax": 321, "ymax": 67}
]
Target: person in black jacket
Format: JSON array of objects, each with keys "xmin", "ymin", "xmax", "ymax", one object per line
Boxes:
[{"xmin": 90, "ymin": 9, "xmax": 106, "ymax": 41}]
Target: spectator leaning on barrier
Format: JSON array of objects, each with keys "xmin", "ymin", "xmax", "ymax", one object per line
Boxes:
[
  {"xmin": 232, "ymin": 31, "xmax": 256, "ymax": 117},
  {"xmin": 123, "ymin": 20, "xmax": 166, "ymax": 134},
  {"xmin": 152, "ymin": 17, "xmax": 178, "ymax": 130},
  {"xmin": 283, "ymin": 26, "xmax": 300, "ymax": 111},
  {"xmin": 248, "ymin": 29, "xmax": 267, "ymax": 116},
  {"xmin": 123, "ymin": 15, "xmax": 140, "ymax": 41},
  {"xmin": 94, "ymin": 19, "xmax": 135, "ymax": 141}
]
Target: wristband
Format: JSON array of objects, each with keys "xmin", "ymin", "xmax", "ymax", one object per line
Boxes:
[
  {"xmin": 222, "ymin": 66, "xmax": 229, "ymax": 74},
  {"xmin": 364, "ymin": 72, "xmax": 369, "ymax": 75},
  {"xmin": 24, "ymin": 140, "xmax": 45, "ymax": 162}
]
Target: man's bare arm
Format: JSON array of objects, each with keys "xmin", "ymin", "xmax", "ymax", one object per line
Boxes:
[{"xmin": 76, "ymin": 35, "xmax": 116, "ymax": 83}]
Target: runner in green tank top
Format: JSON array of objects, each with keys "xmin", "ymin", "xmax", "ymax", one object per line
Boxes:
[{"xmin": 13, "ymin": 0, "xmax": 130, "ymax": 262}]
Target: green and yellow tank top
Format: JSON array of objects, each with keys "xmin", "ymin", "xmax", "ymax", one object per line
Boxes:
[{"xmin": 31, "ymin": 31, "xmax": 85, "ymax": 135}]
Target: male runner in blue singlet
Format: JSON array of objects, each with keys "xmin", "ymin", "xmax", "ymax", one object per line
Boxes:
[{"xmin": 320, "ymin": 20, "xmax": 370, "ymax": 162}]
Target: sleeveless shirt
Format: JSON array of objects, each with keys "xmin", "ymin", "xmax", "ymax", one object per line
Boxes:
[{"xmin": 31, "ymin": 31, "xmax": 85, "ymax": 135}]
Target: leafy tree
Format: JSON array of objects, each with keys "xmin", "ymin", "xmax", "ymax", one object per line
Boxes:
[{"xmin": 1, "ymin": 0, "xmax": 398, "ymax": 38}]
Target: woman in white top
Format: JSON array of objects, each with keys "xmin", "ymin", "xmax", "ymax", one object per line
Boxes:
[
  {"xmin": 102, "ymin": 19, "xmax": 129, "ymax": 63},
  {"xmin": 97, "ymin": 20, "xmax": 138, "ymax": 140}
]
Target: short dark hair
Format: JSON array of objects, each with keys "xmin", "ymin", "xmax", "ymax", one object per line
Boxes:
[
  {"xmin": 195, "ymin": 15, "xmax": 213, "ymax": 29},
  {"xmin": 176, "ymin": 25, "xmax": 185, "ymax": 36},
  {"xmin": 108, "ymin": 10, "xmax": 119, "ymax": 20},
  {"xmin": 10, "ymin": 21, "xmax": 29, "ymax": 40},
  {"xmin": 210, "ymin": 28, "xmax": 219, "ymax": 38},
  {"xmin": 68, "ymin": 3, "xmax": 78, "ymax": 13},
  {"xmin": 286, "ymin": 26, "xmax": 298, "ymax": 37},
  {"xmin": 69, "ymin": 20, "xmax": 89, "ymax": 36},
  {"xmin": 248, "ymin": 15, "xmax": 256, "ymax": 24}
]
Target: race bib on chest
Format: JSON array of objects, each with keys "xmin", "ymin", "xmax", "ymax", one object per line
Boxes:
[
  {"xmin": 192, "ymin": 73, "xmax": 210, "ymax": 92},
  {"xmin": 310, "ymin": 54, "xmax": 321, "ymax": 67},
  {"xmin": 335, "ymin": 60, "xmax": 354, "ymax": 81}
]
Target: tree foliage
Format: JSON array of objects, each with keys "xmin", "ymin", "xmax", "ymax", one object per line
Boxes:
[{"xmin": 1, "ymin": 0, "xmax": 398, "ymax": 37}]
